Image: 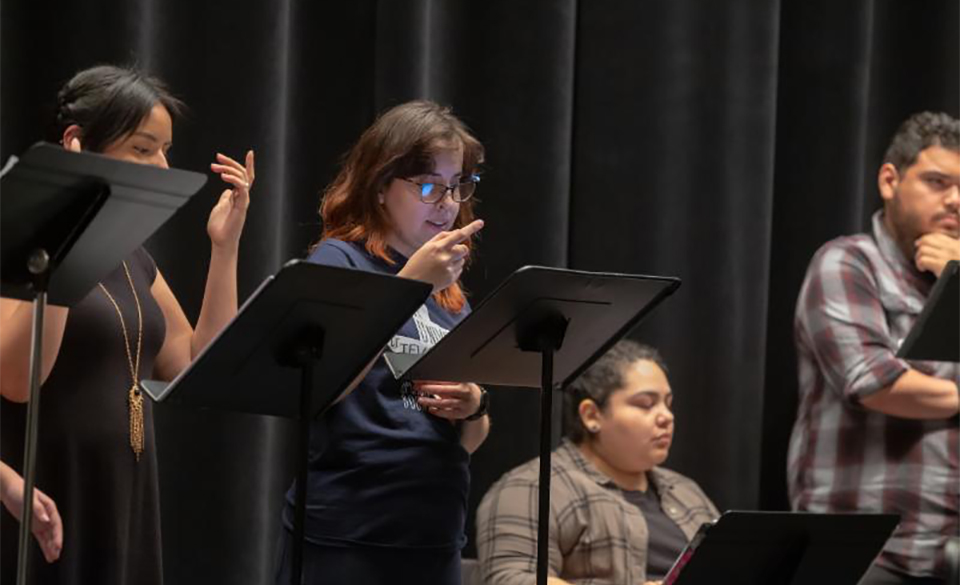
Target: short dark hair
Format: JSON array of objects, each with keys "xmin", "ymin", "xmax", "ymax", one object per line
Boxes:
[
  {"xmin": 563, "ymin": 340, "xmax": 668, "ymax": 444},
  {"xmin": 52, "ymin": 65, "xmax": 185, "ymax": 153},
  {"xmin": 883, "ymin": 111, "xmax": 960, "ymax": 174}
]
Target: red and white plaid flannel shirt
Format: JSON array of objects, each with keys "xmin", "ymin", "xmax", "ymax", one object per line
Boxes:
[{"xmin": 788, "ymin": 212, "xmax": 959, "ymax": 579}]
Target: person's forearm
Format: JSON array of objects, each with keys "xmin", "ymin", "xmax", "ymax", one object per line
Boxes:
[
  {"xmin": 0, "ymin": 460, "xmax": 25, "ymax": 515},
  {"xmin": 191, "ymin": 245, "xmax": 238, "ymax": 358},
  {"xmin": 0, "ymin": 461, "xmax": 18, "ymax": 520},
  {"xmin": 460, "ymin": 414, "xmax": 490, "ymax": 453},
  {"xmin": 861, "ymin": 369, "xmax": 959, "ymax": 419},
  {"xmin": 0, "ymin": 301, "xmax": 70, "ymax": 402},
  {"xmin": 0, "ymin": 461, "xmax": 17, "ymax": 497}
]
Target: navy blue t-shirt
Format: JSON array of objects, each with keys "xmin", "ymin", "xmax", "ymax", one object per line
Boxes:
[{"xmin": 283, "ymin": 239, "xmax": 472, "ymax": 550}]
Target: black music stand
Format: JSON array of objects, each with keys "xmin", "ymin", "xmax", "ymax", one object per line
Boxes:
[
  {"xmin": 0, "ymin": 142, "xmax": 206, "ymax": 585},
  {"xmin": 896, "ymin": 260, "xmax": 960, "ymax": 580},
  {"xmin": 897, "ymin": 260, "xmax": 958, "ymax": 362},
  {"xmin": 384, "ymin": 265, "xmax": 681, "ymax": 585},
  {"xmin": 663, "ymin": 511, "xmax": 899, "ymax": 585},
  {"xmin": 141, "ymin": 260, "xmax": 432, "ymax": 585}
]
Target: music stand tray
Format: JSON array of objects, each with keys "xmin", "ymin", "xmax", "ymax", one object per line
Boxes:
[
  {"xmin": 385, "ymin": 265, "xmax": 680, "ymax": 388},
  {"xmin": 141, "ymin": 259, "xmax": 432, "ymax": 585},
  {"xmin": 384, "ymin": 265, "xmax": 681, "ymax": 585},
  {"xmin": 142, "ymin": 260, "xmax": 431, "ymax": 418},
  {"xmin": 2, "ymin": 142, "xmax": 207, "ymax": 306},
  {"xmin": 897, "ymin": 260, "xmax": 958, "ymax": 363},
  {"xmin": 664, "ymin": 511, "xmax": 899, "ymax": 585}
]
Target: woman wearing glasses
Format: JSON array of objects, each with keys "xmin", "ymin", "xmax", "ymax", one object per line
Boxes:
[{"xmin": 274, "ymin": 101, "xmax": 489, "ymax": 585}]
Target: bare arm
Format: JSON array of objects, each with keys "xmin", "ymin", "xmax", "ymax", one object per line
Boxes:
[
  {"xmin": 151, "ymin": 150, "xmax": 255, "ymax": 381},
  {"xmin": 0, "ymin": 299, "xmax": 70, "ymax": 402},
  {"xmin": 190, "ymin": 150, "xmax": 253, "ymax": 359},
  {"xmin": 860, "ymin": 369, "xmax": 959, "ymax": 419},
  {"xmin": 149, "ymin": 248, "xmax": 243, "ymax": 381},
  {"xmin": 149, "ymin": 271, "xmax": 195, "ymax": 381},
  {"xmin": 192, "ymin": 246, "xmax": 238, "ymax": 357},
  {"xmin": 0, "ymin": 461, "xmax": 62, "ymax": 562}
]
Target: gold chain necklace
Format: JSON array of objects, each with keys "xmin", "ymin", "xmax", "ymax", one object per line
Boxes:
[{"xmin": 98, "ymin": 261, "xmax": 144, "ymax": 462}]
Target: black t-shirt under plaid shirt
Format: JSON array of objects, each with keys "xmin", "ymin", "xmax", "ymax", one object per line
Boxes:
[
  {"xmin": 477, "ymin": 439, "xmax": 718, "ymax": 585},
  {"xmin": 787, "ymin": 211, "xmax": 960, "ymax": 579}
]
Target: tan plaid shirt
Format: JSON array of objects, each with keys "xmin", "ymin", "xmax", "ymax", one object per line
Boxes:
[{"xmin": 476, "ymin": 439, "xmax": 718, "ymax": 585}]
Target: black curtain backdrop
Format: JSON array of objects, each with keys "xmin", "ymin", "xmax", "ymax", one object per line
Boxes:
[{"xmin": 1, "ymin": 1, "xmax": 957, "ymax": 583}]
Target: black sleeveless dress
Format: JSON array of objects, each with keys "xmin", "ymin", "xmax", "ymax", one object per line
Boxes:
[{"xmin": 1, "ymin": 248, "xmax": 166, "ymax": 585}]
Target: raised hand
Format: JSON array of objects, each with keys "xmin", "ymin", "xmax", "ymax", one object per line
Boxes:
[
  {"xmin": 915, "ymin": 232, "xmax": 960, "ymax": 277},
  {"xmin": 207, "ymin": 150, "xmax": 255, "ymax": 251},
  {"xmin": 399, "ymin": 219, "xmax": 484, "ymax": 292}
]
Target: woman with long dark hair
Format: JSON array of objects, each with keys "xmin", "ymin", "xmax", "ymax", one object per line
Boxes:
[
  {"xmin": 274, "ymin": 100, "xmax": 490, "ymax": 584},
  {"xmin": 0, "ymin": 64, "xmax": 256, "ymax": 585}
]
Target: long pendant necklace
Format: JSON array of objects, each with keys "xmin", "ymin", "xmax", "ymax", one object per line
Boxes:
[{"xmin": 98, "ymin": 261, "xmax": 145, "ymax": 461}]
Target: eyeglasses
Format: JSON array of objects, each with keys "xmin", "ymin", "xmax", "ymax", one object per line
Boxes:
[{"xmin": 398, "ymin": 174, "xmax": 480, "ymax": 204}]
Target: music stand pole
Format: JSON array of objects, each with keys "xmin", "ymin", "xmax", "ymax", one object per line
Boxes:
[
  {"xmin": 292, "ymin": 332, "xmax": 322, "ymax": 585},
  {"xmin": 519, "ymin": 314, "xmax": 569, "ymax": 585},
  {"xmin": 16, "ymin": 250, "xmax": 51, "ymax": 585}
]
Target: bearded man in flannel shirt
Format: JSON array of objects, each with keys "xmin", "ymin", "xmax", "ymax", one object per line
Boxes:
[{"xmin": 788, "ymin": 111, "xmax": 959, "ymax": 585}]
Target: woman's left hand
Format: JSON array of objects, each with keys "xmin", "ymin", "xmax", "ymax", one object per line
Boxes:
[
  {"xmin": 207, "ymin": 150, "xmax": 255, "ymax": 251},
  {"xmin": 416, "ymin": 381, "xmax": 482, "ymax": 420}
]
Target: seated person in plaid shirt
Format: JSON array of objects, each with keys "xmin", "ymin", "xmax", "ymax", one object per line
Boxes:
[
  {"xmin": 476, "ymin": 341, "xmax": 718, "ymax": 585},
  {"xmin": 788, "ymin": 111, "xmax": 960, "ymax": 585}
]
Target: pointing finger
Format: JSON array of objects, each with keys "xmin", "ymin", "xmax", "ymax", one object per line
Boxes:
[
  {"xmin": 245, "ymin": 150, "xmax": 256, "ymax": 183},
  {"xmin": 443, "ymin": 219, "xmax": 484, "ymax": 246}
]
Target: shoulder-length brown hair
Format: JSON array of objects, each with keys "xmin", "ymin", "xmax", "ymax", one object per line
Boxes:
[{"xmin": 317, "ymin": 100, "xmax": 485, "ymax": 313}]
